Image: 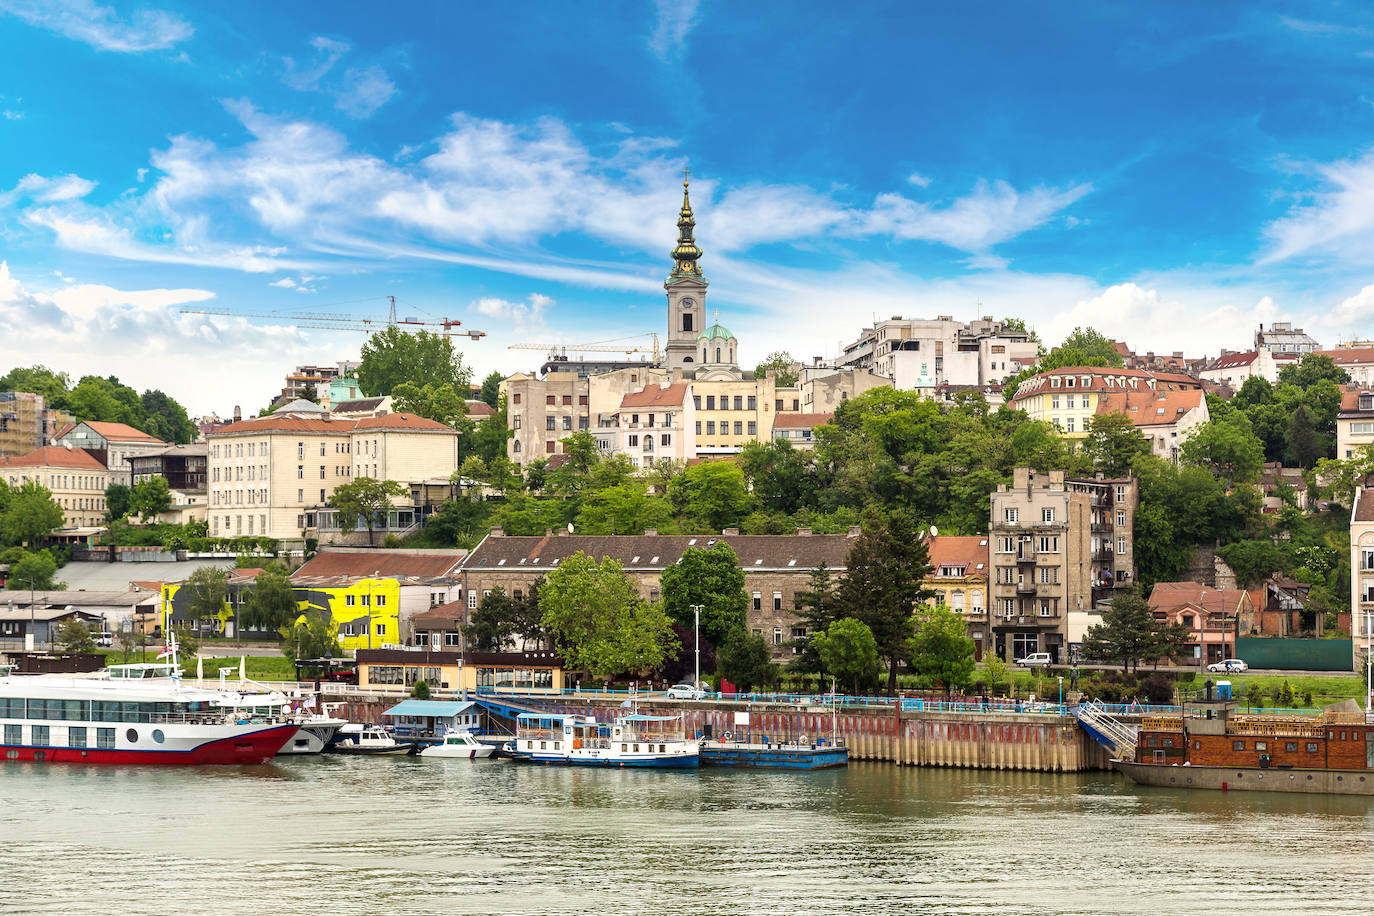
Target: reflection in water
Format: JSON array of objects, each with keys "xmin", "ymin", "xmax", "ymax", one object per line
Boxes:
[{"xmin": 1, "ymin": 757, "xmax": 1371, "ymax": 915}]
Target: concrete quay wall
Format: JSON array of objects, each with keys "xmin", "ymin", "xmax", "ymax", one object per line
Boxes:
[{"xmin": 336, "ymin": 693, "xmax": 1112, "ymax": 773}]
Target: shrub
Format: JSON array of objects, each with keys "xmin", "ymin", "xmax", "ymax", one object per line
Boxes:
[
  {"xmin": 383, "ymin": 534, "xmax": 402, "ymax": 549},
  {"xmin": 412, "ymin": 679, "xmax": 431, "ymax": 699},
  {"xmin": 1140, "ymin": 673, "xmax": 1174, "ymax": 705},
  {"xmin": 1302, "ymin": 690, "xmax": 1314, "ymax": 707}
]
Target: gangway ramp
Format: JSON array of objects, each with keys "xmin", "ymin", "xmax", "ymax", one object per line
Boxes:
[{"xmin": 1074, "ymin": 700, "xmax": 1139, "ymax": 760}]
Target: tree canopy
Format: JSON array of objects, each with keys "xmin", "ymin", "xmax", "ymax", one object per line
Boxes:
[
  {"xmin": 1, "ymin": 481, "xmax": 64, "ymax": 546},
  {"xmin": 753, "ymin": 351, "xmax": 799, "ymax": 387},
  {"xmin": 908, "ymin": 602, "xmax": 976, "ymax": 697},
  {"xmin": 659, "ymin": 541, "xmax": 748, "ymax": 647},
  {"xmin": 328, "ymin": 477, "xmax": 409, "ymax": 543},
  {"xmin": 357, "ymin": 327, "xmax": 472, "ymax": 397},
  {"xmin": 811, "ymin": 617, "xmax": 879, "ymax": 696}
]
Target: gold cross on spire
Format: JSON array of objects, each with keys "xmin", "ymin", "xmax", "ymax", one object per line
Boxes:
[
  {"xmin": 682, "ymin": 167, "xmax": 690, "ymax": 185},
  {"xmin": 712, "ymin": 308, "xmax": 720, "ymax": 324}
]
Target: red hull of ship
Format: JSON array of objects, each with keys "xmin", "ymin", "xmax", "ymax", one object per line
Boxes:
[{"xmin": 1, "ymin": 724, "xmax": 298, "ymax": 766}]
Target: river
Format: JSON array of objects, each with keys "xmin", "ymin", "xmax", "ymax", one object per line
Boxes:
[{"xmin": 2, "ymin": 757, "xmax": 1371, "ymax": 915}]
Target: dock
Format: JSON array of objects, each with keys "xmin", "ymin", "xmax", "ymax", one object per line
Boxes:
[{"xmin": 700, "ymin": 739, "xmax": 849, "ymax": 769}]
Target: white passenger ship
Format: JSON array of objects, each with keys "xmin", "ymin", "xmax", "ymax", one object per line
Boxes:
[
  {"xmin": 508, "ymin": 713, "xmax": 699, "ymax": 768},
  {"xmin": 0, "ymin": 650, "xmax": 297, "ymax": 765}
]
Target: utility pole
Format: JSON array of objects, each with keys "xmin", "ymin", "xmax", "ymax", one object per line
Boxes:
[{"xmin": 690, "ymin": 603, "xmax": 704, "ymax": 689}]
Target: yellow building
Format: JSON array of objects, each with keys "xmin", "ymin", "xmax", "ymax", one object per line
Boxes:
[
  {"xmin": 355, "ymin": 646, "xmax": 565, "ymax": 693},
  {"xmin": 1008, "ymin": 366, "xmax": 1201, "ymax": 440},
  {"xmin": 0, "ymin": 445, "xmax": 109, "ymax": 529},
  {"xmin": 690, "ymin": 374, "xmax": 777, "ymax": 456},
  {"xmin": 922, "ymin": 535, "xmax": 990, "ymax": 659}
]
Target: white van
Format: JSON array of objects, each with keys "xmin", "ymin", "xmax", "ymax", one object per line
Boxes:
[{"xmin": 1015, "ymin": 652, "xmax": 1052, "ymax": 668}]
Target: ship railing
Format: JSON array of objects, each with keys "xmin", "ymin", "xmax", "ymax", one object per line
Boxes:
[
  {"xmin": 146, "ymin": 711, "xmax": 290, "ymax": 726},
  {"xmin": 514, "ymin": 727, "xmax": 564, "ymax": 741},
  {"xmin": 1141, "ymin": 716, "xmax": 1183, "ymax": 731}
]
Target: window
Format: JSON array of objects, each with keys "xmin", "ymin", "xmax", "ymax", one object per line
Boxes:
[
  {"xmin": 682, "ymin": 312, "xmax": 693, "ymax": 332},
  {"xmin": 579, "ymin": 395, "xmax": 588, "ymax": 406},
  {"xmin": 1115, "ymin": 485, "xmax": 1126, "ymax": 501},
  {"xmin": 320, "ymin": 466, "xmax": 326, "ymax": 479},
  {"xmin": 1041, "ymin": 507, "xmax": 1055, "ymax": 523},
  {"xmin": 747, "ymin": 421, "xmax": 757, "ymax": 436},
  {"xmin": 773, "ymin": 627, "xmax": 782, "ymax": 646},
  {"xmin": 1001, "ymin": 598, "xmax": 1016, "ymax": 616},
  {"xmin": 546, "ymin": 395, "xmax": 555, "ymax": 405},
  {"xmin": 1116, "ymin": 509, "xmax": 1126, "ymax": 527},
  {"xmin": 562, "ymin": 416, "xmax": 571, "ymax": 430},
  {"xmin": 297, "ymin": 442, "xmax": 304, "ymax": 459},
  {"xmin": 706, "ymin": 421, "xmax": 715, "ymax": 435},
  {"xmin": 733, "ymin": 421, "xmax": 743, "ymax": 435},
  {"xmin": 579, "ymin": 416, "xmax": 589, "ymax": 430},
  {"xmin": 997, "ymin": 537, "xmax": 1014, "ymax": 554},
  {"xmin": 1286, "ymin": 742, "xmax": 1298, "ymax": 752},
  {"xmin": 562, "ymin": 395, "xmax": 572, "ymax": 405},
  {"xmin": 546, "ymin": 417, "xmax": 555, "ymax": 431},
  {"xmin": 513, "ymin": 393, "xmax": 521, "ymax": 404},
  {"xmin": 1039, "ymin": 566, "xmax": 1053, "ymax": 584},
  {"xmin": 320, "ymin": 443, "xmax": 326, "ymax": 456},
  {"xmin": 1233, "ymin": 740, "xmax": 1245, "ymax": 751},
  {"xmin": 1037, "ymin": 536, "xmax": 1058, "ymax": 553},
  {"xmin": 773, "ymin": 591, "xmax": 782, "ymax": 611},
  {"xmin": 467, "ymin": 592, "xmax": 477, "ymax": 609},
  {"xmin": 546, "ymin": 442, "xmax": 556, "ymax": 454},
  {"xmin": 752, "ymin": 591, "xmax": 761, "ymax": 611},
  {"xmin": 662, "ymin": 434, "xmax": 671, "ymax": 445},
  {"xmin": 1307, "ymin": 743, "xmax": 1319, "ymax": 753},
  {"xmin": 68, "ymin": 727, "xmax": 86, "ymax": 748},
  {"xmin": 733, "ymin": 396, "xmax": 743, "ymax": 410},
  {"xmin": 628, "ymin": 435, "xmax": 639, "ymax": 446},
  {"xmin": 695, "ymin": 421, "xmax": 701, "ymax": 435},
  {"xmin": 1004, "ymin": 508, "xmax": 1019, "ymax": 524},
  {"xmin": 693, "ymin": 395, "xmax": 701, "ymax": 409},
  {"xmin": 1066, "ymin": 395, "xmax": 1075, "ymax": 409},
  {"xmin": 775, "ymin": 399, "xmax": 783, "ymax": 411},
  {"xmin": 29, "ymin": 725, "xmax": 48, "ymax": 746},
  {"xmin": 706, "ymin": 396, "xmax": 715, "ymax": 410},
  {"xmin": 747, "ymin": 396, "xmax": 757, "ymax": 410},
  {"xmin": 1039, "ymin": 601, "xmax": 1052, "ymax": 617},
  {"xmin": 1117, "ymin": 536, "xmax": 1127, "ymax": 553},
  {"xmin": 1066, "ymin": 417, "xmax": 1075, "ymax": 433},
  {"xmin": 96, "ymin": 728, "xmax": 115, "ymax": 749}
]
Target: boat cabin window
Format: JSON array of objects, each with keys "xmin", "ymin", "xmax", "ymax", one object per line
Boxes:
[
  {"xmin": 1286, "ymin": 742, "xmax": 1298, "ymax": 752},
  {"xmin": 1307, "ymin": 743, "xmax": 1319, "ymax": 753},
  {"xmin": 108, "ymin": 664, "xmax": 178, "ymax": 680},
  {"xmin": 1255, "ymin": 742, "xmax": 1267, "ymax": 751},
  {"xmin": 1232, "ymin": 740, "xmax": 1245, "ymax": 751}
]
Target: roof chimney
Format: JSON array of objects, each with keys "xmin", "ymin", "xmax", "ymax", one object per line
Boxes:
[
  {"xmin": 722, "ymin": 527, "xmax": 739, "ymax": 536},
  {"xmin": 233, "ymin": 405, "xmax": 242, "ymax": 421},
  {"xmin": 795, "ymin": 527, "xmax": 813, "ymax": 536},
  {"xmin": 847, "ymin": 525, "xmax": 862, "ymax": 537},
  {"xmin": 490, "ymin": 526, "xmax": 504, "ymax": 537}
]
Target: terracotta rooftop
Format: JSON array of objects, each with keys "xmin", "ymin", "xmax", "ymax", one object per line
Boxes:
[
  {"xmin": 774, "ymin": 412, "xmax": 834, "ymax": 430},
  {"xmin": 353, "ymin": 412, "xmax": 456, "ymax": 432},
  {"xmin": 1313, "ymin": 348, "xmax": 1374, "ymax": 367},
  {"xmin": 464, "ymin": 530, "xmax": 859, "ymax": 572},
  {"xmin": 0, "ymin": 445, "xmax": 108, "ymax": 470},
  {"xmin": 619, "ymin": 383, "xmax": 690, "ymax": 410},
  {"xmin": 926, "ymin": 536, "xmax": 989, "ymax": 577},
  {"xmin": 56, "ymin": 421, "xmax": 163, "ymax": 444},
  {"xmin": 1147, "ymin": 581, "xmax": 1253, "ymax": 614},
  {"xmin": 1204, "ymin": 351, "xmax": 1260, "ymax": 371},
  {"xmin": 1010, "ymin": 366, "xmax": 1200, "ymax": 402},
  {"xmin": 1355, "ymin": 488, "xmax": 1374, "ymax": 523},
  {"xmin": 1339, "ymin": 387, "xmax": 1374, "ymax": 415},
  {"xmin": 210, "ymin": 416, "xmax": 358, "ymax": 435},
  {"xmin": 292, "ymin": 548, "xmax": 466, "ymax": 580},
  {"xmin": 410, "ymin": 600, "xmax": 466, "ymax": 623},
  {"xmin": 1096, "ymin": 389, "xmax": 1206, "ymax": 426}
]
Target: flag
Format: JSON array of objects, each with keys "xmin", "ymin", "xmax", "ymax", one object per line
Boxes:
[{"xmin": 157, "ymin": 645, "xmax": 174, "ymax": 659}]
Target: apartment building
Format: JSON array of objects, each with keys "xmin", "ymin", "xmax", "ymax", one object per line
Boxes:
[
  {"xmin": 207, "ymin": 408, "xmax": 356, "ymax": 540},
  {"xmin": 1256, "ymin": 321, "xmax": 1320, "ymax": 356},
  {"xmin": 796, "ymin": 366, "xmax": 890, "ymax": 412},
  {"xmin": 773, "ymin": 413, "xmax": 832, "ymax": 451},
  {"xmin": 1095, "ymin": 388, "xmax": 1210, "ymax": 459},
  {"xmin": 0, "ymin": 445, "xmax": 109, "ymax": 529},
  {"xmin": 1337, "ymin": 388, "xmax": 1374, "ymax": 459},
  {"xmin": 1065, "ymin": 474, "xmax": 1138, "ymax": 603},
  {"xmin": 839, "ymin": 315, "xmax": 1037, "ymax": 388},
  {"xmin": 55, "ymin": 421, "xmax": 166, "ymax": 483},
  {"xmin": 615, "ymin": 383, "xmax": 695, "ymax": 468},
  {"xmin": 1008, "ymin": 366, "xmax": 1201, "ymax": 440},
  {"xmin": 350, "ymin": 413, "xmax": 461, "ymax": 485},
  {"xmin": 1351, "ymin": 485, "xmax": 1374, "ymax": 672},
  {"xmin": 988, "ymin": 468, "xmax": 1093, "ymax": 663},
  {"xmin": 505, "ymin": 365, "xmax": 670, "ymax": 465},
  {"xmin": 0, "ymin": 391, "xmax": 73, "ymax": 459},
  {"xmin": 691, "ymin": 376, "xmax": 776, "ymax": 456},
  {"xmin": 459, "ymin": 527, "xmax": 859, "ymax": 660},
  {"xmin": 1198, "ymin": 349, "xmax": 1296, "ymax": 387},
  {"xmin": 923, "ymin": 535, "xmax": 990, "ymax": 659}
]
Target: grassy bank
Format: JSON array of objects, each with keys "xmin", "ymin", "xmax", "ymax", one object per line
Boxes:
[{"xmin": 100, "ymin": 651, "xmax": 297, "ymax": 681}]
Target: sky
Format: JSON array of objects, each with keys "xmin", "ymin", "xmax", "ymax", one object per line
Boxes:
[{"xmin": 2, "ymin": 1, "xmax": 1374, "ymax": 415}]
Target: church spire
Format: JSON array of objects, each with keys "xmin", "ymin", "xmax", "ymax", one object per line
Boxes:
[{"xmin": 670, "ymin": 173, "xmax": 703, "ymax": 278}]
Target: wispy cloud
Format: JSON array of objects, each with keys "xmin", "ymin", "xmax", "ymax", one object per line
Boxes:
[
  {"xmin": 1261, "ymin": 145, "xmax": 1374, "ymax": 264},
  {"xmin": 282, "ymin": 37, "xmax": 397, "ymax": 119},
  {"xmin": 1, "ymin": 0, "xmax": 193, "ymax": 53},
  {"xmin": 648, "ymin": 0, "xmax": 700, "ymax": 61},
  {"xmin": 0, "ymin": 173, "xmax": 97, "ymax": 206},
  {"xmin": 473, "ymin": 293, "xmax": 552, "ymax": 334},
  {"xmin": 859, "ymin": 179, "xmax": 1093, "ymax": 252}
]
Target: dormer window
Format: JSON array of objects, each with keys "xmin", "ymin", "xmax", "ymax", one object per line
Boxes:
[{"xmin": 1361, "ymin": 393, "xmax": 1374, "ymax": 411}]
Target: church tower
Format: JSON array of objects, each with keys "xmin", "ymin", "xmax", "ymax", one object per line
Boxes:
[{"xmin": 664, "ymin": 178, "xmax": 708, "ymax": 372}]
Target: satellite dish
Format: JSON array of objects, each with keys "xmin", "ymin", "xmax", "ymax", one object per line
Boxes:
[
  {"xmin": 929, "ymin": 525, "xmax": 938, "ymax": 537},
  {"xmin": 567, "ymin": 522, "xmax": 575, "ymax": 533},
  {"xmin": 918, "ymin": 528, "xmax": 928, "ymax": 540}
]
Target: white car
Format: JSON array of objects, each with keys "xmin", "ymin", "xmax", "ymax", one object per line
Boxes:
[
  {"xmin": 1015, "ymin": 652, "xmax": 1052, "ymax": 668},
  {"xmin": 665, "ymin": 682, "xmax": 706, "ymax": 700},
  {"xmin": 1207, "ymin": 658, "xmax": 1248, "ymax": 673}
]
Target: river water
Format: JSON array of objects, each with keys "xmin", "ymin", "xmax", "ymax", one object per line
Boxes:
[{"xmin": 2, "ymin": 757, "xmax": 1371, "ymax": 915}]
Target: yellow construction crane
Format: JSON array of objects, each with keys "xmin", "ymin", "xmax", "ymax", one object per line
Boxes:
[
  {"xmin": 507, "ymin": 332, "xmax": 661, "ymax": 361},
  {"xmin": 179, "ymin": 296, "xmax": 486, "ymax": 339}
]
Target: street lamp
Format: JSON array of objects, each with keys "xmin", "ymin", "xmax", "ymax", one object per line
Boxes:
[
  {"xmin": 690, "ymin": 603, "xmax": 704, "ymax": 689},
  {"xmin": 1058, "ymin": 675, "xmax": 1064, "ymax": 715},
  {"xmin": 1365, "ymin": 610, "xmax": 1372, "ymax": 714}
]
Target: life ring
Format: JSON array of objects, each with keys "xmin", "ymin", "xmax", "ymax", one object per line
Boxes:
[{"xmin": 722, "ymin": 730, "xmax": 732, "ymax": 741}]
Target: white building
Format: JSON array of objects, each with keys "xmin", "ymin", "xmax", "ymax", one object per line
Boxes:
[
  {"xmin": 1095, "ymin": 389, "xmax": 1210, "ymax": 460},
  {"xmin": 839, "ymin": 315, "xmax": 1037, "ymax": 389},
  {"xmin": 613, "ymin": 382, "xmax": 695, "ymax": 468},
  {"xmin": 1256, "ymin": 321, "xmax": 1320, "ymax": 356},
  {"xmin": 1198, "ymin": 349, "xmax": 1297, "ymax": 388},
  {"xmin": 1338, "ymin": 388, "xmax": 1374, "ymax": 459}
]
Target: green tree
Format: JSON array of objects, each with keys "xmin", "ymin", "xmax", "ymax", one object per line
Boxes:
[
  {"xmin": 1084, "ymin": 412, "xmax": 1150, "ymax": 477},
  {"xmin": 391, "ymin": 381, "xmax": 475, "ymax": 435},
  {"xmin": 1283, "ymin": 404, "xmax": 1324, "ymax": 469},
  {"xmin": 839, "ymin": 511, "xmax": 934, "ymax": 694},
  {"xmin": 1001, "ymin": 327, "xmax": 1122, "ymax": 399},
  {"xmin": 668, "ymin": 461, "xmax": 751, "ymax": 531},
  {"xmin": 982, "ymin": 654, "xmax": 1010, "ymax": 695},
  {"xmin": 1232, "ymin": 375, "xmax": 1274, "ymax": 409},
  {"xmin": 538, "ymin": 552, "xmax": 678, "ymax": 677},
  {"xmin": 469, "ymin": 587, "xmax": 516, "ymax": 651},
  {"xmin": 170, "ymin": 624, "xmax": 200, "ymax": 659},
  {"xmin": 659, "ymin": 541, "xmax": 749, "ymax": 647},
  {"xmin": 328, "ymin": 477, "xmax": 409, "ymax": 544},
  {"xmin": 574, "ymin": 482, "xmax": 677, "ymax": 535},
  {"xmin": 739, "ymin": 439, "xmax": 814, "ymax": 515},
  {"xmin": 908, "ymin": 603, "xmax": 976, "ymax": 697},
  {"xmin": 479, "ymin": 371, "xmax": 504, "ymax": 408},
  {"xmin": 279, "ymin": 609, "xmax": 341, "ymax": 662},
  {"xmin": 239, "ymin": 566, "xmax": 299, "ymax": 636},
  {"xmin": 2, "ymin": 481, "xmax": 65, "ymax": 545},
  {"xmin": 55, "ymin": 618, "xmax": 96, "ymax": 653},
  {"xmin": 1314, "ymin": 445, "xmax": 1374, "ymax": 506},
  {"xmin": 182, "ymin": 566, "xmax": 230, "ymax": 633},
  {"xmin": 1277, "ymin": 353, "xmax": 1349, "ymax": 389},
  {"xmin": 65, "ymin": 375, "xmax": 146, "ymax": 428},
  {"xmin": 1080, "ymin": 592, "xmax": 1157, "ymax": 673},
  {"xmin": 357, "ymin": 326, "xmax": 472, "ymax": 397},
  {"xmin": 811, "ymin": 617, "xmax": 880, "ymax": 696},
  {"xmin": 139, "ymin": 389, "xmax": 195, "ymax": 444},
  {"xmin": 716, "ymin": 630, "xmax": 776, "ymax": 692},
  {"xmin": 1000, "ymin": 317, "xmax": 1038, "ymax": 342},
  {"xmin": 0, "ymin": 365, "xmax": 70, "ymax": 403},
  {"xmin": 1179, "ymin": 414, "xmax": 1265, "ymax": 483},
  {"xmin": 129, "ymin": 476, "xmax": 173, "ymax": 522},
  {"xmin": 7, "ymin": 549, "xmax": 58, "ymax": 591},
  {"xmin": 753, "ymin": 350, "xmax": 799, "ymax": 387},
  {"xmin": 789, "ymin": 562, "xmax": 844, "ymax": 674},
  {"xmin": 105, "ymin": 483, "xmax": 132, "ymax": 521}
]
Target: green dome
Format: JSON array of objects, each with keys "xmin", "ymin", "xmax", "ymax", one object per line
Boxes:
[{"xmin": 698, "ymin": 322, "xmax": 734, "ymax": 341}]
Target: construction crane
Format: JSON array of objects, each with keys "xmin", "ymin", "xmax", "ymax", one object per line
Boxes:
[
  {"xmin": 507, "ymin": 332, "xmax": 661, "ymax": 362},
  {"xmin": 179, "ymin": 296, "xmax": 487, "ymax": 339}
]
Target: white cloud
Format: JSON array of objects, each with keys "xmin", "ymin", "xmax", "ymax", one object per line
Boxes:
[
  {"xmin": 907, "ymin": 172, "xmax": 932, "ymax": 188},
  {"xmin": 472, "ymin": 293, "xmax": 552, "ymax": 334},
  {"xmin": 0, "ymin": 173, "xmax": 97, "ymax": 206},
  {"xmin": 1262, "ymin": 145, "xmax": 1374, "ymax": 264},
  {"xmin": 2, "ymin": 0, "xmax": 193, "ymax": 53},
  {"xmin": 860, "ymin": 179, "xmax": 1093, "ymax": 252},
  {"xmin": 649, "ymin": 0, "xmax": 700, "ymax": 60},
  {"xmin": 282, "ymin": 37, "xmax": 396, "ymax": 119},
  {"xmin": 2, "ymin": 110, "xmax": 22, "ymax": 121},
  {"xmin": 269, "ymin": 273, "xmax": 321, "ymax": 292}
]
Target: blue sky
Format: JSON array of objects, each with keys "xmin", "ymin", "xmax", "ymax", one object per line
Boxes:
[{"xmin": 2, "ymin": 1, "xmax": 1374, "ymax": 414}]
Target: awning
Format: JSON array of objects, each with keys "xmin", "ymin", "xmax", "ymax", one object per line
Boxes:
[{"xmin": 382, "ymin": 699, "xmax": 476, "ymax": 718}]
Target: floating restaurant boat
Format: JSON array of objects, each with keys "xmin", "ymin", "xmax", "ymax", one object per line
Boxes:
[
  {"xmin": 0, "ymin": 651, "xmax": 296, "ymax": 765},
  {"xmin": 506, "ymin": 712, "xmax": 698, "ymax": 768},
  {"xmin": 1105, "ymin": 684, "xmax": 1374, "ymax": 795}
]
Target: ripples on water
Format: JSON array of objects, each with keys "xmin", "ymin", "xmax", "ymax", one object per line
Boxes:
[{"xmin": 2, "ymin": 757, "xmax": 1371, "ymax": 915}]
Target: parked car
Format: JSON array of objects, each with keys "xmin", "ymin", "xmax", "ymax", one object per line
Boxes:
[
  {"xmin": 665, "ymin": 682, "xmax": 706, "ymax": 700},
  {"xmin": 95, "ymin": 631, "xmax": 114, "ymax": 648},
  {"xmin": 1015, "ymin": 652, "xmax": 1052, "ymax": 668},
  {"xmin": 1207, "ymin": 658, "xmax": 1248, "ymax": 673}
]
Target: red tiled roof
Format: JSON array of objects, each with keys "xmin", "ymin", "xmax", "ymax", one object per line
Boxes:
[
  {"xmin": 465, "ymin": 400, "xmax": 496, "ymax": 418},
  {"xmin": 774, "ymin": 412, "xmax": 834, "ymax": 429},
  {"xmin": 0, "ymin": 445, "xmax": 107, "ymax": 470},
  {"xmin": 56, "ymin": 421, "xmax": 164, "ymax": 443},
  {"xmin": 619, "ymin": 383, "xmax": 689, "ymax": 409},
  {"xmin": 465, "ymin": 532, "xmax": 858, "ymax": 571},
  {"xmin": 1147, "ymin": 581, "xmax": 1252, "ymax": 614},
  {"xmin": 1010, "ymin": 366, "xmax": 1200, "ymax": 402},
  {"xmin": 292, "ymin": 549, "xmax": 465, "ymax": 580},
  {"xmin": 1355, "ymin": 488, "xmax": 1374, "ymax": 523},
  {"xmin": 1312, "ymin": 348, "xmax": 1374, "ymax": 367},
  {"xmin": 411, "ymin": 600, "xmax": 466, "ymax": 622},
  {"xmin": 353, "ymin": 412, "xmax": 456, "ymax": 432},
  {"xmin": 926, "ymin": 536, "xmax": 989, "ymax": 578},
  {"xmin": 1339, "ymin": 387, "xmax": 1374, "ymax": 414},
  {"xmin": 1096, "ymin": 389, "xmax": 1205, "ymax": 426},
  {"xmin": 210, "ymin": 416, "xmax": 358, "ymax": 435},
  {"xmin": 1205, "ymin": 351, "xmax": 1259, "ymax": 371}
]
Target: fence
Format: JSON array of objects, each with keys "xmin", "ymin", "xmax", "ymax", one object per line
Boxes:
[{"xmin": 1234, "ymin": 637, "xmax": 1353, "ymax": 672}]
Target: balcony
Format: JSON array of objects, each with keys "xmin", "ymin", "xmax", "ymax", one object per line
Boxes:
[
  {"xmin": 1092, "ymin": 549, "xmax": 1115, "ymax": 561},
  {"xmin": 1016, "ymin": 583, "xmax": 1036, "ymax": 595},
  {"xmin": 1015, "ymin": 550, "xmax": 1036, "ymax": 564},
  {"xmin": 1090, "ymin": 521, "xmax": 1112, "ymax": 533}
]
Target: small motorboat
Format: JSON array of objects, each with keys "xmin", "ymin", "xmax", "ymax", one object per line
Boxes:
[
  {"xmin": 419, "ymin": 730, "xmax": 496, "ymax": 759},
  {"xmin": 326, "ymin": 725, "xmax": 415, "ymax": 756}
]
